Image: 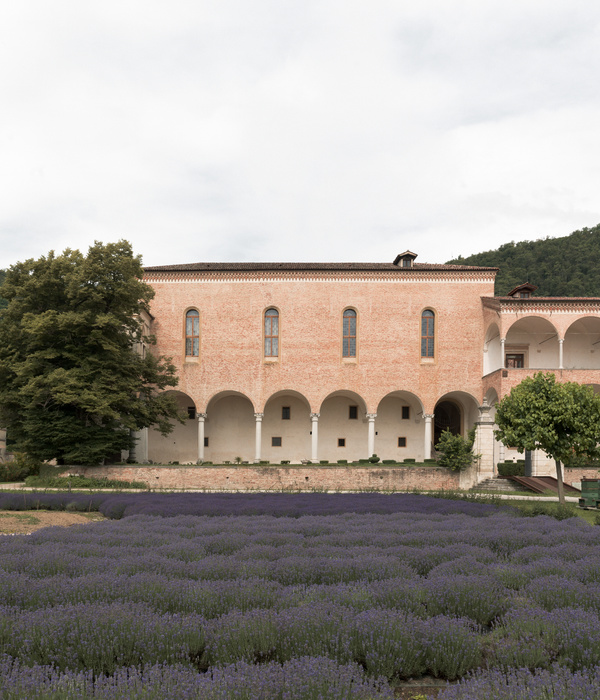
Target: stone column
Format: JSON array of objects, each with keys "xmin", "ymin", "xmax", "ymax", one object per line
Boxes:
[
  {"xmin": 498, "ymin": 441, "xmax": 505, "ymax": 464},
  {"xmin": 131, "ymin": 428, "xmax": 148, "ymax": 463},
  {"xmin": 472, "ymin": 399, "xmax": 495, "ymax": 484},
  {"xmin": 197, "ymin": 413, "xmax": 207, "ymax": 463},
  {"xmin": 366, "ymin": 413, "xmax": 377, "ymax": 458},
  {"xmin": 310, "ymin": 413, "xmax": 320, "ymax": 462},
  {"xmin": 500, "ymin": 337, "xmax": 506, "ymax": 367},
  {"xmin": 558, "ymin": 337, "xmax": 564, "ymax": 369},
  {"xmin": 254, "ymin": 413, "xmax": 264, "ymax": 463},
  {"xmin": 424, "ymin": 414, "xmax": 434, "ymax": 459}
]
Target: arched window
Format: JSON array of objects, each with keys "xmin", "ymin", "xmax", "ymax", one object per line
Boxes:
[
  {"xmin": 421, "ymin": 310, "xmax": 434, "ymax": 358},
  {"xmin": 343, "ymin": 309, "xmax": 357, "ymax": 358},
  {"xmin": 185, "ymin": 309, "xmax": 200, "ymax": 357},
  {"xmin": 264, "ymin": 308, "xmax": 279, "ymax": 357}
]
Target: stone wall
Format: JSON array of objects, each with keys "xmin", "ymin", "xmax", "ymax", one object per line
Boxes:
[{"xmin": 79, "ymin": 464, "xmax": 460, "ymax": 492}]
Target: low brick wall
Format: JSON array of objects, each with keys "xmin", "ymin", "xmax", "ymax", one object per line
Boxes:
[
  {"xmin": 79, "ymin": 464, "xmax": 460, "ymax": 492},
  {"xmin": 564, "ymin": 468, "xmax": 600, "ymax": 486}
]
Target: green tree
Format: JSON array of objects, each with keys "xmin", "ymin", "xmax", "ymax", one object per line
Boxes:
[
  {"xmin": 0, "ymin": 241, "xmax": 181, "ymax": 465},
  {"xmin": 495, "ymin": 372, "xmax": 600, "ymax": 504},
  {"xmin": 435, "ymin": 427, "xmax": 479, "ymax": 471}
]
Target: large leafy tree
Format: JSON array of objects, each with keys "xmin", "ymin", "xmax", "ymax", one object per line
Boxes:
[
  {"xmin": 0, "ymin": 241, "xmax": 181, "ymax": 465},
  {"xmin": 495, "ymin": 372, "xmax": 600, "ymax": 504}
]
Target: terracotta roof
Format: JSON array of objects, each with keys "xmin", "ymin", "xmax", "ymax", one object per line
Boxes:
[
  {"xmin": 144, "ymin": 261, "xmax": 498, "ymax": 273},
  {"xmin": 506, "ymin": 282, "xmax": 538, "ymax": 297}
]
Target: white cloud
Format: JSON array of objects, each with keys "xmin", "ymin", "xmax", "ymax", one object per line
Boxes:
[{"xmin": 0, "ymin": 0, "xmax": 599, "ymax": 268}]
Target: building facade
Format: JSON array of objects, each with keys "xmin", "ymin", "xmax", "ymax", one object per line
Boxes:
[{"xmin": 138, "ymin": 253, "xmax": 600, "ymax": 483}]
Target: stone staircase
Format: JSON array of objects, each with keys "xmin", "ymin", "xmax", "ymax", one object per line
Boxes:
[{"xmin": 473, "ymin": 477, "xmax": 527, "ymax": 493}]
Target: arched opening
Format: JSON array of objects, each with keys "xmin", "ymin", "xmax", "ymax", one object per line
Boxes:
[
  {"xmin": 205, "ymin": 391, "xmax": 256, "ymax": 464},
  {"xmin": 504, "ymin": 316, "xmax": 559, "ymax": 369},
  {"xmin": 148, "ymin": 390, "xmax": 197, "ymax": 464},
  {"xmin": 433, "ymin": 391, "xmax": 480, "ymax": 449},
  {"xmin": 375, "ymin": 391, "xmax": 425, "ymax": 461},
  {"xmin": 434, "ymin": 401, "xmax": 461, "ymax": 445},
  {"xmin": 262, "ymin": 390, "xmax": 311, "ymax": 463},
  {"xmin": 564, "ymin": 317, "xmax": 600, "ymax": 369},
  {"xmin": 318, "ymin": 390, "xmax": 368, "ymax": 463}
]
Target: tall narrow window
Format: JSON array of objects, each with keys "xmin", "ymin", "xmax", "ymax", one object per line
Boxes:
[
  {"xmin": 421, "ymin": 310, "xmax": 434, "ymax": 358},
  {"xmin": 343, "ymin": 309, "xmax": 357, "ymax": 358},
  {"xmin": 185, "ymin": 309, "xmax": 199, "ymax": 357},
  {"xmin": 264, "ymin": 308, "xmax": 279, "ymax": 357}
]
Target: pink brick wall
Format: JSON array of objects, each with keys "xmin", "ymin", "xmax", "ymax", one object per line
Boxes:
[
  {"xmin": 145, "ymin": 270, "xmax": 495, "ymax": 414},
  {"xmin": 80, "ymin": 464, "xmax": 460, "ymax": 492}
]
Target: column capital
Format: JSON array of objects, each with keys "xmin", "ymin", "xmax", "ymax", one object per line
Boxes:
[
  {"xmin": 310, "ymin": 412, "xmax": 320, "ymax": 421},
  {"xmin": 254, "ymin": 412, "xmax": 264, "ymax": 421},
  {"xmin": 196, "ymin": 412, "xmax": 207, "ymax": 422},
  {"xmin": 423, "ymin": 413, "xmax": 434, "ymax": 421},
  {"xmin": 366, "ymin": 413, "xmax": 377, "ymax": 421},
  {"xmin": 558, "ymin": 337, "xmax": 564, "ymax": 344}
]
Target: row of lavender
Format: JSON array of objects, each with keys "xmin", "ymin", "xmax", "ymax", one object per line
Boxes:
[
  {"xmin": 0, "ymin": 490, "xmax": 504, "ymax": 518},
  {"xmin": 0, "ymin": 496, "xmax": 599, "ymax": 698}
]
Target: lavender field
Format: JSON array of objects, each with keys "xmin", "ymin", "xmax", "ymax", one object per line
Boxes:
[{"xmin": 1, "ymin": 494, "xmax": 600, "ymax": 699}]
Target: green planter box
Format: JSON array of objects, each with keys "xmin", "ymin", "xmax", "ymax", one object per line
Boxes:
[{"xmin": 579, "ymin": 479, "xmax": 600, "ymax": 508}]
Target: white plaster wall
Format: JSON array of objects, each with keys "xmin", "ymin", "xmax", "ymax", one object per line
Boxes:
[
  {"xmin": 148, "ymin": 392, "xmax": 197, "ymax": 464},
  {"xmin": 374, "ymin": 396, "xmax": 424, "ymax": 461},
  {"xmin": 318, "ymin": 396, "xmax": 368, "ymax": 463},
  {"xmin": 483, "ymin": 329, "xmax": 502, "ymax": 375},
  {"xmin": 262, "ymin": 394, "xmax": 311, "ymax": 463},
  {"xmin": 205, "ymin": 395, "xmax": 256, "ymax": 463}
]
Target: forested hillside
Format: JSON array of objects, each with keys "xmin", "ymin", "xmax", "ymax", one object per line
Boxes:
[
  {"xmin": 447, "ymin": 223, "xmax": 600, "ymax": 297},
  {"xmin": 0, "ymin": 270, "xmax": 6, "ymax": 310}
]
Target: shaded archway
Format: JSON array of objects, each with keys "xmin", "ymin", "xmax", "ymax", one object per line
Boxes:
[
  {"xmin": 205, "ymin": 391, "xmax": 255, "ymax": 464},
  {"xmin": 148, "ymin": 390, "xmax": 197, "ymax": 464},
  {"xmin": 262, "ymin": 390, "xmax": 311, "ymax": 463},
  {"xmin": 318, "ymin": 391, "xmax": 368, "ymax": 463},
  {"xmin": 433, "ymin": 391, "xmax": 480, "ymax": 449},
  {"xmin": 375, "ymin": 391, "xmax": 425, "ymax": 461}
]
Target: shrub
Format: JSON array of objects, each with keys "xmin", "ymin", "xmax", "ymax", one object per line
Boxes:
[
  {"xmin": 403, "ymin": 458, "xmax": 416, "ymax": 464},
  {"xmin": 424, "ymin": 458, "xmax": 437, "ymax": 464},
  {"xmin": 514, "ymin": 501, "xmax": 579, "ymax": 520},
  {"xmin": 497, "ymin": 460, "xmax": 525, "ymax": 477},
  {"xmin": 0, "ymin": 453, "xmax": 41, "ymax": 482},
  {"xmin": 369, "ymin": 454, "xmax": 380, "ymax": 464},
  {"xmin": 337, "ymin": 460, "xmax": 348, "ymax": 465},
  {"xmin": 435, "ymin": 428, "xmax": 479, "ymax": 472},
  {"xmin": 382, "ymin": 460, "xmax": 396, "ymax": 464},
  {"xmin": 320, "ymin": 460, "xmax": 329, "ymax": 465}
]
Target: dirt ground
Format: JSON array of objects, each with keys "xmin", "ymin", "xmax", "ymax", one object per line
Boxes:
[{"xmin": 0, "ymin": 510, "xmax": 104, "ymax": 535}]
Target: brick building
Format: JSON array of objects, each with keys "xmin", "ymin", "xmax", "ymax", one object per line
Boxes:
[{"xmin": 135, "ymin": 252, "xmax": 600, "ymax": 484}]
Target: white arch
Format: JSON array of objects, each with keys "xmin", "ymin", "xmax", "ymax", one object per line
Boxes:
[
  {"xmin": 375, "ymin": 390, "xmax": 426, "ymax": 461},
  {"xmin": 262, "ymin": 390, "xmax": 312, "ymax": 463},
  {"xmin": 318, "ymin": 390, "xmax": 369, "ymax": 463}
]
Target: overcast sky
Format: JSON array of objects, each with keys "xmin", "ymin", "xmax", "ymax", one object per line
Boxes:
[{"xmin": 1, "ymin": 1, "xmax": 599, "ymax": 269}]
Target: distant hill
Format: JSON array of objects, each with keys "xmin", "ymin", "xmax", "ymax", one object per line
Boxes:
[{"xmin": 447, "ymin": 223, "xmax": 600, "ymax": 297}]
